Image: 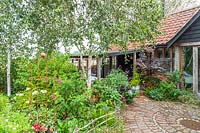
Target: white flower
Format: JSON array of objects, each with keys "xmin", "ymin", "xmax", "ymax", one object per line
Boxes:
[
  {"xmin": 16, "ymin": 93, "xmax": 24, "ymax": 96},
  {"xmin": 18, "ymin": 93, "xmax": 24, "ymax": 96},
  {"xmin": 40, "ymin": 90, "xmax": 47, "ymax": 94},
  {"xmin": 5, "ymin": 119, "xmax": 8, "ymax": 122},
  {"xmin": 25, "ymin": 101, "xmax": 29, "ymax": 104},
  {"xmin": 13, "ymin": 128, "xmax": 16, "ymax": 130},
  {"xmin": 32, "ymin": 91, "xmax": 38, "ymax": 95},
  {"xmin": 26, "ymin": 87, "xmax": 31, "ymax": 91}
]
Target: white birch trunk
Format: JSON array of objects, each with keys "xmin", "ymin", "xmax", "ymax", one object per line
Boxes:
[{"xmin": 7, "ymin": 45, "xmax": 11, "ymax": 96}]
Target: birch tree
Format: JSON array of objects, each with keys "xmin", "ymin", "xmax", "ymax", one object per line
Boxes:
[
  {"xmin": 62, "ymin": 0, "xmax": 163, "ymax": 88},
  {"xmin": 0, "ymin": 0, "xmax": 30, "ymax": 96},
  {"xmin": 165, "ymin": 0, "xmax": 195, "ymax": 14},
  {"xmin": 23, "ymin": 0, "xmax": 163, "ymax": 88}
]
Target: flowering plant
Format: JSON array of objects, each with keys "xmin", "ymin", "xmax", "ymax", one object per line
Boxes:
[{"xmin": 33, "ymin": 123, "xmax": 55, "ymax": 132}]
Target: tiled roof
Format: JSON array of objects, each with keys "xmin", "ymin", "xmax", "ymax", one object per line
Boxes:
[
  {"xmin": 156, "ymin": 6, "xmax": 200, "ymax": 45},
  {"xmin": 110, "ymin": 6, "xmax": 200, "ymax": 51}
]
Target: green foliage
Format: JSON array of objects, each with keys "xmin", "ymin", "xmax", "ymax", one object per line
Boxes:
[
  {"xmin": 166, "ymin": 70, "xmax": 181, "ymax": 85},
  {"xmin": 13, "ymin": 53, "xmax": 83, "ymax": 126},
  {"xmin": 0, "ymin": 94, "xmax": 9, "ymax": 112},
  {"xmin": 178, "ymin": 90, "xmax": 200, "ymax": 106},
  {"xmin": 130, "ymin": 72, "xmax": 142, "ymax": 86},
  {"xmin": 145, "ymin": 71, "xmax": 182, "ymax": 101},
  {"xmin": 12, "ymin": 57, "xmax": 30, "ymax": 93},
  {"xmin": 0, "ymin": 94, "xmax": 31, "ymax": 133},
  {"xmin": 101, "ymin": 87, "xmax": 122, "ymax": 106},
  {"xmin": 143, "ymin": 76, "xmax": 161, "ymax": 88},
  {"xmin": 57, "ymin": 118, "xmax": 88, "ymax": 133},
  {"xmin": 92, "ymin": 79, "xmax": 122, "ymax": 107},
  {"xmin": 13, "ymin": 53, "xmax": 124, "ymax": 131},
  {"xmin": 92, "ymin": 70, "xmax": 130, "ymax": 107},
  {"xmin": 93, "ymin": 70, "xmax": 137, "ymax": 105},
  {"xmin": 125, "ymin": 88, "xmax": 136, "ymax": 104},
  {"xmin": 103, "ymin": 69, "xmax": 129, "ymax": 90}
]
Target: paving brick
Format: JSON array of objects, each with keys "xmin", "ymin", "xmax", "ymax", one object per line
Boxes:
[{"xmin": 124, "ymin": 96, "xmax": 200, "ymax": 133}]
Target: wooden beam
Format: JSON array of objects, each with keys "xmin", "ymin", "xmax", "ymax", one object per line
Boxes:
[
  {"xmin": 179, "ymin": 47, "xmax": 184, "ymax": 72},
  {"xmin": 174, "ymin": 46, "xmax": 180, "ymax": 71},
  {"xmin": 112, "ymin": 56, "xmax": 116, "ymax": 69},
  {"xmin": 87, "ymin": 56, "xmax": 92, "ymax": 88},
  {"xmin": 169, "ymin": 48, "xmax": 173, "ymax": 72},
  {"xmin": 97, "ymin": 57, "xmax": 102, "ymax": 80},
  {"xmin": 193, "ymin": 47, "xmax": 199, "ymax": 97},
  {"xmin": 177, "ymin": 42, "xmax": 200, "ymax": 47},
  {"xmin": 109, "ymin": 56, "xmax": 112, "ymax": 70},
  {"xmin": 162, "ymin": 48, "xmax": 165, "ymax": 58},
  {"xmin": 133, "ymin": 52, "xmax": 137, "ymax": 72},
  {"xmin": 78, "ymin": 58, "xmax": 81, "ymax": 70},
  {"xmin": 179, "ymin": 47, "xmax": 185, "ymax": 90}
]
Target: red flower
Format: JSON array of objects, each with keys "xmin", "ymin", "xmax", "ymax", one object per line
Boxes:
[
  {"xmin": 41, "ymin": 126, "xmax": 48, "ymax": 132},
  {"xmin": 49, "ymin": 126, "xmax": 55, "ymax": 132},
  {"xmin": 33, "ymin": 123, "xmax": 40, "ymax": 132}
]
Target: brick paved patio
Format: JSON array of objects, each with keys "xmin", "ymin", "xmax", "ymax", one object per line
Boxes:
[{"xmin": 123, "ymin": 96, "xmax": 200, "ymax": 133}]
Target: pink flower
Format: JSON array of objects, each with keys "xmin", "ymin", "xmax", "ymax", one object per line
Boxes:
[
  {"xmin": 41, "ymin": 126, "xmax": 48, "ymax": 132},
  {"xmin": 49, "ymin": 126, "xmax": 55, "ymax": 132},
  {"xmin": 51, "ymin": 94, "xmax": 56, "ymax": 100},
  {"xmin": 33, "ymin": 123, "xmax": 40, "ymax": 132}
]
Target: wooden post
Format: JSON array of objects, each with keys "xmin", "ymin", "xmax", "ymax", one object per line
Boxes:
[
  {"xmin": 180, "ymin": 47, "xmax": 184, "ymax": 72},
  {"xmin": 109, "ymin": 56, "xmax": 112, "ymax": 71},
  {"xmin": 174, "ymin": 46, "xmax": 180, "ymax": 71},
  {"xmin": 133, "ymin": 52, "xmax": 137, "ymax": 72},
  {"xmin": 112, "ymin": 56, "xmax": 116, "ymax": 69},
  {"xmin": 193, "ymin": 47, "xmax": 199, "ymax": 97},
  {"xmin": 174, "ymin": 46, "xmax": 182, "ymax": 89},
  {"xmin": 179, "ymin": 47, "xmax": 185, "ymax": 90},
  {"xmin": 169, "ymin": 48, "xmax": 173, "ymax": 72},
  {"xmin": 162, "ymin": 48, "xmax": 165, "ymax": 58},
  {"xmin": 87, "ymin": 56, "xmax": 92, "ymax": 89},
  {"xmin": 78, "ymin": 58, "xmax": 81, "ymax": 70},
  {"xmin": 97, "ymin": 57, "xmax": 102, "ymax": 79}
]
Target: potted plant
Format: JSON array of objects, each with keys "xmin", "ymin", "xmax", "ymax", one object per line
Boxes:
[{"xmin": 129, "ymin": 72, "xmax": 141, "ymax": 92}]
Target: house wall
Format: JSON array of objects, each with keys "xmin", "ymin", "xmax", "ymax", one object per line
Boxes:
[{"xmin": 178, "ymin": 17, "xmax": 200, "ymax": 43}]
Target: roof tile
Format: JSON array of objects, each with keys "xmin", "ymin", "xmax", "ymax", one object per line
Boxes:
[{"xmin": 156, "ymin": 6, "xmax": 200, "ymax": 45}]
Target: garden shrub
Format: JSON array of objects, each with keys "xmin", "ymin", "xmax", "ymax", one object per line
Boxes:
[
  {"xmin": 13, "ymin": 53, "xmax": 88, "ymax": 130},
  {"xmin": 178, "ymin": 90, "xmax": 200, "ymax": 106},
  {"xmin": 145, "ymin": 71, "xmax": 182, "ymax": 101},
  {"xmin": 92, "ymin": 69, "xmax": 136, "ymax": 105},
  {"xmin": 130, "ymin": 71, "xmax": 141, "ymax": 86},
  {"xmin": 92, "ymin": 79, "xmax": 122, "ymax": 107},
  {"xmin": 103, "ymin": 69, "xmax": 129, "ymax": 90},
  {"xmin": 13, "ymin": 53, "xmax": 124, "ymax": 132},
  {"xmin": 143, "ymin": 76, "xmax": 161, "ymax": 88},
  {"xmin": 0, "ymin": 94, "xmax": 9, "ymax": 112},
  {"xmin": 0, "ymin": 94, "xmax": 31, "ymax": 133},
  {"xmin": 11, "ymin": 53, "xmax": 137, "ymax": 132}
]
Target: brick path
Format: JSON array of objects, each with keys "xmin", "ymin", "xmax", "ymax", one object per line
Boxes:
[{"xmin": 123, "ymin": 96, "xmax": 200, "ymax": 133}]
